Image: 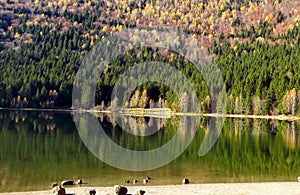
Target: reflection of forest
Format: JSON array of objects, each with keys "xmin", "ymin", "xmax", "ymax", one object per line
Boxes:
[
  {"xmin": 0, "ymin": 111, "xmax": 300, "ymax": 192},
  {"xmin": 1, "ymin": 110, "xmax": 299, "ymax": 149},
  {"xmin": 0, "ymin": 111, "xmax": 72, "ymax": 133},
  {"xmin": 281, "ymin": 121, "xmax": 298, "ymax": 149},
  {"xmin": 0, "ymin": 110, "xmax": 55, "ymax": 121},
  {"xmin": 223, "ymin": 118, "xmax": 300, "ymax": 149},
  {"xmin": 96, "ymin": 113, "xmax": 205, "ymax": 139},
  {"xmin": 97, "ymin": 113, "xmax": 167, "ymax": 136}
]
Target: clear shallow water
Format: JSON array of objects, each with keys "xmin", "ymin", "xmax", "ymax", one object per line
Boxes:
[{"xmin": 0, "ymin": 110, "xmax": 300, "ymax": 192}]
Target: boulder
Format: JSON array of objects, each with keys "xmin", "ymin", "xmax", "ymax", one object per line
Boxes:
[
  {"xmin": 114, "ymin": 184, "xmax": 128, "ymax": 195},
  {"xmin": 51, "ymin": 185, "xmax": 66, "ymax": 195},
  {"xmin": 51, "ymin": 182, "xmax": 58, "ymax": 188},
  {"xmin": 143, "ymin": 179, "xmax": 148, "ymax": 184},
  {"xmin": 85, "ymin": 187, "xmax": 96, "ymax": 195},
  {"xmin": 61, "ymin": 180, "xmax": 74, "ymax": 186},
  {"xmin": 132, "ymin": 189, "xmax": 146, "ymax": 195},
  {"xmin": 182, "ymin": 178, "xmax": 189, "ymax": 184},
  {"xmin": 133, "ymin": 179, "xmax": 138, "ymax": 184}
]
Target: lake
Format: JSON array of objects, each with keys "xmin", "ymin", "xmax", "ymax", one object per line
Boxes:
[{"xmin": 0, "ymin": 110, "xmax": 299, "ymax": 192}]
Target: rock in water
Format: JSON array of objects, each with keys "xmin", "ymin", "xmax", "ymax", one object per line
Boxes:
[
  {"xmin": 51, "ymin": 182, "xmax": 58, "ymax": 188},
  {"xmin": 75, "ymin": 179, "xmax": 83, "ymax": 185},
  {"xmin": 133, "ymin": 189, "xmax": 146, "ymax": 195},
  {"xmin": 51, "ymin": 186, "xmax": 59, "ymax": 194},
  {"xmin": 124, "ymin": 180, "xmax": 130, "ymax": 183},
  {"xmin": 61, "ymin": 180, "xmax": 74, "ymax": 186},
  {"xmin": 143, "ymin": 179, "xmax": 148, "ymax": 184},
  {"xmin": 182, "ymin": 178, "xmax": 189, "ymax": 184},
  {"xmin": 51, "ymin": 185, "xmax": 66, "ymax": 195},
  {"xmin": 85, "ymin": 187, "xmax": 96, "ymax": 195},
  {"xmin": 114, "ymin": 184, "xmax": 128, "ymax": 195},
  {"xmin": 133, "ymin": 179, "xmax": 138, "ymax": 184}
]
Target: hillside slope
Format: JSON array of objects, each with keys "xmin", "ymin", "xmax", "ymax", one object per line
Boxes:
[{"xmin": 1, "ymin": 0, "xmax": 300, "ymax": 115}]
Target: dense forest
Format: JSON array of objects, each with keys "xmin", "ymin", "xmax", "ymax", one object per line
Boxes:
[{"xmin": 1, "ymin": 0, "xmax": 300, "ymax": 115}]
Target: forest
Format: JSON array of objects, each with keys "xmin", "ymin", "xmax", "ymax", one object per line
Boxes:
[{"xmin": 1, "ymin": 0, "xmax": 300, "ymax": 115}]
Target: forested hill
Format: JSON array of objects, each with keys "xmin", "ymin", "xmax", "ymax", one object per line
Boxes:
[{"xmin": 1, "ymin": 0, "xmax": 300, "ymax": 115}]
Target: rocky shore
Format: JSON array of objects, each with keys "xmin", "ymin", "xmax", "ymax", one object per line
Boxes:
[{"xmin": 1, "ymin": 182, "xmax": 300, "ymax": 195}]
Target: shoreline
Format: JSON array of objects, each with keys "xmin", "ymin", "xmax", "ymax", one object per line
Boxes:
[
  {"xmin": 1, "ymin": 107, "xmax": 300, "ymax": 121},
  {"xmin": 1, "ymin": 182, "xmax": 300, "ymax": 195},
  {"xmin": 92, "ymin": 108, "xmax": 300, "ymax": 121}
]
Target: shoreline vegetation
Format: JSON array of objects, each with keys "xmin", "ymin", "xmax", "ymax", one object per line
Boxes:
[{"xmin": 2, "ymin": 107, "xmax": 298, "ymax": 121}]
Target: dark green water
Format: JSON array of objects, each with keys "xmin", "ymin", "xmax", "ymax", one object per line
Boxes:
[{"xmin": 0, "ymin": 110, "xmax": 300, "ymax": 192}]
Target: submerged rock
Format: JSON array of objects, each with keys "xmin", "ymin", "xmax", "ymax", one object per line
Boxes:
[
  {"xmin": 114, "ymin": 184, "xmax": 128, "ymax": 195},
  {"xmin": 61, "ymin": 180, "xmax": 74, "ymax": 186},
  {"xmin": 182, "ymin": 178, "xmax": 189, "ymax": 184},
  {"xmin": 85, "ymin": 187, "xmax": 96, "ymax": 195},
  {"xmin": 51, "ymin": 185, "xmax": 66, "ymax": 195}
]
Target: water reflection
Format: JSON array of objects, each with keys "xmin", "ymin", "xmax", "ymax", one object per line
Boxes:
[
  {"xmin": 107, "ymin": 114, "xmax": 167, "ymax": 136},
  {"xmin": 0, "ymin": 110, "xmax": 300, "ymax": 192},
  {"xmin": 281, "ymin": 121, "xmax": 299, "ymax": 149},
  {"xmin": 73, "ymin": 112, "xmax": 199, "ymax": 171}
]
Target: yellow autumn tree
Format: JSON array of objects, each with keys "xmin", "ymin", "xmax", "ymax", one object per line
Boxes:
[{"xmin": 282, "ymin": 88, "xmax": 297, "ymax": 115}]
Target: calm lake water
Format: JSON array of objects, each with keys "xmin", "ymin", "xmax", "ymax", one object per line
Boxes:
[{"xmin": 0, "ymin": 110, "xmax": 300, "ymax": 192}]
